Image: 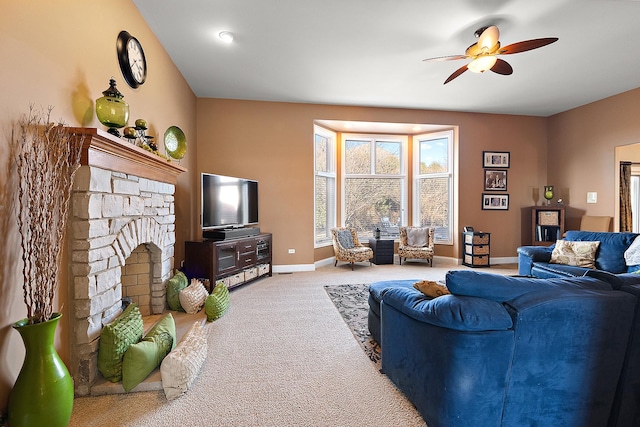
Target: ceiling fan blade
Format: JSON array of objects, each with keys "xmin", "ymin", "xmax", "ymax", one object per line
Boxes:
[
  {"xmin": 498, "ymin": 38, "xmax": 558, "ymax": 55},
  {"xmin": 444, "ymin": 64, "xmax": 468, "ymax": 84},
  {"xmin": 490, "ymin": 58, "xmax": 513, "ymax": 75},
  {"xmin": 423, "ymin": 54, "xmax": 468, "ymax": 62}
]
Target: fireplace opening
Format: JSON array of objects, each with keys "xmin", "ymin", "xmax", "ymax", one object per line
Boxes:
[{"xmin": 121, "ymin": 244, "xmax": 153, "ymax": 316}]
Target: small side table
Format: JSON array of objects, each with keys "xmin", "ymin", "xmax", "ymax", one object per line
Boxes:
[
  {"xmin": 462, "ymin": 231, "xmax": 491, "ymax": 268},
  {"xmin": 368, "ymin": 238, "xmax": 395, "ymax": 265}
]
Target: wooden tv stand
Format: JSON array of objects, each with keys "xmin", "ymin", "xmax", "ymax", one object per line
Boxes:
[{"xmin": 184, "ymin": 233, "xmax": 272, "ymax": 290}]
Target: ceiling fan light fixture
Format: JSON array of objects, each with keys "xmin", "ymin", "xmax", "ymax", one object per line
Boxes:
[
  {"xmin": 468, "ymin": 56, "xmax": 497, "ymax": 73},
  {"xmin": 218, "ymin": 31, "xmax": 234, "ymax": 43}
]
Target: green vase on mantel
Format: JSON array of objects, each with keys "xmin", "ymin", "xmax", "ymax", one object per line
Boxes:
[{"xmin": 8, "ymin": 313, "xmax": 74, "ymax": 427}]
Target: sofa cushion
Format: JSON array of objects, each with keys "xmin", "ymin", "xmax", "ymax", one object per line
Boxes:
[
  {"xmin": 583, "ymin": 269, "xmax": 625, "ymax": 290},
  {"xmin": 336, "ymin": 230, "xmax": 355, "ymax": 249},
  {"xmin": 382, "ymin": 286, "xmax": 513, "ymax": 332},
  {"xmin": 550, "ymin": 240, "xmax": 600, "ymax": 268},
  {"xmin": 565, "ymin": 231, "xmax": 639, "ymax": 273},
  {"xmin": 406, "ymin": 228, "xmax": 428, "ymax": 247},
  {"xmin": 446, "ymin": 270, "xmax": 613, "ymax": 303},
  {"xmin": 531, "ymin": 262, "xmax": 587, "ymax": 279}
]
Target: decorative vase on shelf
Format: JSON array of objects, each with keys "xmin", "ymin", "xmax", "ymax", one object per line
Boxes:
[
  {"xmin": 544, "ymin": 186, "xmax": 554, "ymax": 205},
  {"xmin": 8, "ymin": 313, "xmax": 74, "ymax": 427},
  {"xmin": 96, "ymin": 78, "xmax": 130, "ymax": 137}
]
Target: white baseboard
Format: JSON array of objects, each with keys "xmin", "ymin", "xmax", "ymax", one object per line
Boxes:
[
  {"xmin": 272, "ymin": 255, "xmax": 518, "ymax": 274},
  {"xmin": 272, "ymin": 264, "xmax": 316, "ymax": 273}
]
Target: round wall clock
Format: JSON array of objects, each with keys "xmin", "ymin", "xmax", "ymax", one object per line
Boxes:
[{"xmin": 117, "ymin": 31, "xmax": 147, "ymax": 88}]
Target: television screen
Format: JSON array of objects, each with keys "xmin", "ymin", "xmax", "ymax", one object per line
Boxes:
[{"xmin": 201, "ymin": 173, "xmax": 258, "ymax": 229}]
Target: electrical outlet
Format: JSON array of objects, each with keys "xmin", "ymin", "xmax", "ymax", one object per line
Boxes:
[
  {"xmin": 288, "ymin": 249, "xmax": 295, "ymax": 254},
  {"xmin": 587, "ymin": 192, "xmax": 597, "ymax": 204}
]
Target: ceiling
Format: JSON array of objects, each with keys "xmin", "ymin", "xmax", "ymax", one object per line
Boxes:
[{"xmin": 133, "ymin": 0, "xmax": 640, "ymax": 117}]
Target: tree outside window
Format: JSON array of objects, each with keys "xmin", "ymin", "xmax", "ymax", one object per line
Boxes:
[{"xmin": 343, "ymin": 135, "xmax": 406, "ymax": 239}]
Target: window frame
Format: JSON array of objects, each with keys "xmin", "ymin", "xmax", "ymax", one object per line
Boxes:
[
  {"xmin": 412, "ymin": 130, "xmax": 455, "ymax": 245},
  {"xmin": 341, "ymin": 133, "xmax": 408, "ymax": 240},
  {"xmin": 314, "ymin": 125, "xmax": 337, "ymax": 248}
]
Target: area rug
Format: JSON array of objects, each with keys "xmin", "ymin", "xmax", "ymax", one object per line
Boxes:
[{"xmin": 324, "ymin": 283, "xmax": 381, "ymax": 371}]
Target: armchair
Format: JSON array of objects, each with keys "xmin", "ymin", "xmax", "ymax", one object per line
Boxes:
[
  {"xmin": 331, "ymin": 227, "xmax": 373, "ymax": 270},
  {"xmin": 398, "ymin": 226, "xmax": 434, "ymax": 266}
]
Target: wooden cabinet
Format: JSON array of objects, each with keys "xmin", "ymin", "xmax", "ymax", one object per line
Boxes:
[
  {"xmin": 184, "ymin": 233, "xmax": 272, "ymax": 290},
  {"xmin": 462, "ymin": 232, "xmax": 490, "ymax": 267},
  {"xmin": 530, "ymin": 206, "xmax": 565, "ymax": 246}
]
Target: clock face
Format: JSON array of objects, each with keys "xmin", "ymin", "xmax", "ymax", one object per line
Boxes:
[
  {"xmin": 127, "ymin": 39, "xmax": 145, "ymax": 84},
  {"xmin": 117, "ymin": 31, "xmax": 147, "ymax": 88}
]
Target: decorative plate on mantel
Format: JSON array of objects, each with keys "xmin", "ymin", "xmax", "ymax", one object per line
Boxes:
[{"xmin": 164, "ymin": 126, "xmax": 187, "ymax": 160}]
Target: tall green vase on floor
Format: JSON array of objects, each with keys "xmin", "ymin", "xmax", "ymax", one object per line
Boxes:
[{"xmin": 8, "ymin": 313, "xmax": 74, "ymax": 427}]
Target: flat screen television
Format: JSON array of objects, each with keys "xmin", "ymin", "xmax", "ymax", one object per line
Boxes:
[{"xmin": 201, "ymin": 173, "xmax": 259, "ymax": 230}]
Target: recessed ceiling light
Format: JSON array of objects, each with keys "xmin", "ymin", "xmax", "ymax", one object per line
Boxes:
[{"xmin": 218, "ymin": 31, "xmax": 234, "ymax": 43}]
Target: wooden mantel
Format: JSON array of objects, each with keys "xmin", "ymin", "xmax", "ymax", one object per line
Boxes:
[{"xmin": 66, "ymin": 127, "xmax": 187, "ymax": 184}]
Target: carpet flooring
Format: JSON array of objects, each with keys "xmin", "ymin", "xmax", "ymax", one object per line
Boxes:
[
  {"xmin": 324, "ymin": 284, "xmax": 381, "ymax": 371},
  {"xmin": 69, "ymin": 262, "xmax": 517, "ymax": 426}
]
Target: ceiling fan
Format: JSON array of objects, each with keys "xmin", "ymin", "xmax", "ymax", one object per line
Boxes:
[{"xmin": 423, "ymin": 26, "xmax": 558, "ymax": 84}]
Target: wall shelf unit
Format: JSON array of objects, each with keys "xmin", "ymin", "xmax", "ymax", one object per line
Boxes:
[{"xmin": 530, "ymin": 206, "xmax": 565, "ymax": 246}]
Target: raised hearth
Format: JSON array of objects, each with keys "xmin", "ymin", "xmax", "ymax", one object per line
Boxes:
[{"xmin": 66, "ymin": 128, "xmax": 186, "ymax": 396}]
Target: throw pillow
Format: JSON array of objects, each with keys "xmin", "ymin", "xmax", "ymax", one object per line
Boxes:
[
  {"xmin": 550, "ymin": 240, "xmax": 600, "ymax": 268},
  {"xmin": 97, "ymin": 303, "xmax": 144, "ymax": 382},
  {"xmin": 205, "ymin": 282, "xmax": 230, "ymax": 321},
  {"xmin": 407, "ymin": 228, "xmax": 428, "ymax": 247},
  {"xmin": 179, "ymin": 278, "xmax": 208, "ymax": 314},
  {"xmin": 336, "ymin": 230, "xmax": 355, "ymax": 249},
  {"xmin": 121, "ymin": 313, "xmax": 176, "ymax": 392},
  {"xmin": 160, "ymin": 321, "xmax": 208, "ymax": 400},
  {"xmin": 624, "ymin": 235, "xmax": 640, "ymax": 266},
  {"xmin": 166, "ymin": 270, "xmax": 188, "ymax": 312},
  {"xmin": 413, "ymin": 280, "xmax": 450, "ymax": 298}
]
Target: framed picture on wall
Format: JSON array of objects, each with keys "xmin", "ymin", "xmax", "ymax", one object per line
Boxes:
[
  {"xmin": 484, "ymin": 170, "xmax": 507, "ymax": 191},
  {"xmin": 483, "ymin": 151, "xmax": 510, "ymax": 168},
  {"xmin": 482, "ymin": 193, "xmax": 509, "ymax": 210}
]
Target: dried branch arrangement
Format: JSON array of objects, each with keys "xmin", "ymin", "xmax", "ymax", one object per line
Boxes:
[{"xmin": 14, "ymin": 106, "xmax": 84, "ymax": 324}]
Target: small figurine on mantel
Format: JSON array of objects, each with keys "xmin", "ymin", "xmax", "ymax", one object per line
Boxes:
[
  {"xmin": 556, "ymin": 199, "xmax": 564, "ymax": 206},
  {"xmin": 123, "ymin": 118, "xmax": 157, "ymax": 152}
]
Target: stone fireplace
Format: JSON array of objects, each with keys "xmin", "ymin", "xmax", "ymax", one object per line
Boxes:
[{"xmin": 66, "ymin": 128, "xmax": 186, "ymax": 396}]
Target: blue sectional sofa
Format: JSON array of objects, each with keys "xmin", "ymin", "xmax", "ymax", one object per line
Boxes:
[
  {"xmin": 370, "ymin": 270, "xmax": 639, "ymax": 427},
  {"xmin": 517, "ymin": 230, "xmax": 640, "ymax": 278}
]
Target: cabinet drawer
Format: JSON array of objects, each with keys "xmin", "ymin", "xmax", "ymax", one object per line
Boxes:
[
  {"xmin": 464, "ymin": 254, "xmax": 489, "ymax": 266},
  {"xmin": 244, "ymin": 267, "xmax": 258, "ymax": 281},
  {"xmin": 465, "ymin": 244, "xmax": 489, "ymax": 255},
  {"xmin": 227, "ymin": 273, "xmax": 244, "ymax": 287},
  {"xmin": 238, "ymin": 251, "xmax": 256, "ymax": 267},
  {"xmin": 258, "ymin": 263, "xmax": 270, "ymax": 276},
  {"xmin": 238, "ymin": 240, "xmax": 256, "ymax": 253},
  {"xmin": 464, "ymin": 233, "xmax": 489, "ymax": 245}
]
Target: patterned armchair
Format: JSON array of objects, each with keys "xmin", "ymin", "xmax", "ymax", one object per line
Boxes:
[
  {"xmin": 398, "ymin": 226, "xmax": 434, "ymax": 266},
  {"xmin": 331, "ymin": 227, "xmax": 373, "ymax": 270}
]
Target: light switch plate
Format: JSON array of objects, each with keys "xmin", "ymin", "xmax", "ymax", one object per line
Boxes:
[{"xmin": 587, "ymin": 192, "xmax": 597, "ymax": 204}]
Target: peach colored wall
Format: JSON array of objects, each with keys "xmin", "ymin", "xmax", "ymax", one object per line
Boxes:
[
  {"xmin": 548, "ymin": 88, "xmax": 640, "ymax": 231},
  {"xmin": 0, "ymin": 0, "xmax": 196, "ymax": 412},
  {"xmin": 196, "ymin": 98, "xmax": 548, "ymax": 265}
]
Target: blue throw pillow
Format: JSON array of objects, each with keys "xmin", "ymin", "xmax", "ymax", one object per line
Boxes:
[{"xmin": 337, "ymin": 230, "xmax": 355, "ymax": 249}]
